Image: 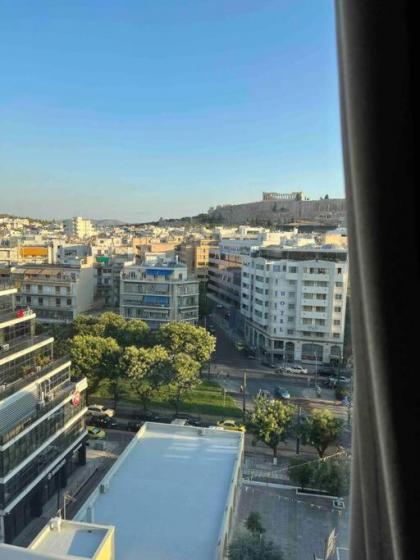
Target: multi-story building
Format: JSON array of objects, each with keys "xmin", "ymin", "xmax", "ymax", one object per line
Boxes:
[
  {"xmin": 63, "ymin": 217, "xmax": 96, "ymax": 239},
  {"xmin": 11, "ymin": 264, "xmax": 96, "ymax": 324},
  {"xmin": 207, "ymin": 230, "xmax": 288, "ymax": 312},
  {"xmin": 120, "ymin": 259, "xmax": 199, "ymax": 329},
  {"xmin": 95, "ymin": 255, "xmax": 135, "ymax": 309},
  {"xmin": 241, "ymin": 245, "xmax": 349, "ymax": 365},
  {"xmin": 177, "ymin": 238, "xmax": 217, "ymax": 282},
  {"xmin": 0, "ymin": 280, "xmax": 88, "ymax": 543}
]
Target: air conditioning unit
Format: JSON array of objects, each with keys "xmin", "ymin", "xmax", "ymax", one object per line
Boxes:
[{"xmin": 1, "ymin": 344, "xmax": 10, "ymax": 352}]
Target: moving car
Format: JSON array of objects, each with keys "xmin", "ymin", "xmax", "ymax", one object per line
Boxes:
[
  {"xmin": 274, "ymin": 386, "xmax": 290, "ymax": 400},
  {"xmin": 87, "ymin": 426, "xmax": 106, "ymax": 440},
  {"xmin": 286, "ymin": 365, "xmax": 308, "ymax": 374},
  {"xmin": 87, "ymin": 404, "xmax": 115, "ymax": 418},
  {"xmin": 217, "ymin": 419, "xmax": 245, "ymax": 432}
]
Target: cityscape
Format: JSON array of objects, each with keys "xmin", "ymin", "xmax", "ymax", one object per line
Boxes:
[
  {"xmin": 0, "ymin": 2, "xmax": 351, "ymax": 559},
  {"xmin": 0, "ymin": 196, "xmax": 351, "ymax": 560}
]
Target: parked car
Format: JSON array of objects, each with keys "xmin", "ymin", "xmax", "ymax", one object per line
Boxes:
[
  {"xmin": 247, "ymin": 354, "xmax": 256, "ymax": 360},
  {"xmin": 174, "ymin": 413, "xmax": 202, "ymax": 426},
  {"xmin": 262, "ymin": 361, "xmax": 277, "ymax": 369},
  {"xmin": 317, "ymin": 368, "xmax": 334, "ymax": 377},
  {"xmin": 87, "ymin": 426, "xmax": 106, "ymax": 440},
  {"xmin": 87, "ymin": 404, "xmax": 115, "ymax": 418},
  {"xmin": 274, "ymin": 386, "xmax": 290, "ymax": 400},
  {"xmin": 126, "ymin": 420, "xmax": 143, "ymax": 432},
  {"xmin": 217, "ymin": 419, "xmax": 245, "ymax": 432},
  {"xmin": 286, "ymin": 365, "xmax": 308, "ymax": 375},
  {"xmin": 88, "ymin": 415, "xmax": 118, "ymax": 429}
]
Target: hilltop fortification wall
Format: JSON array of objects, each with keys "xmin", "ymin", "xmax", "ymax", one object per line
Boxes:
[{"xmin": 208, "ymin": 196, "xmax": 346, "ymax": 225}]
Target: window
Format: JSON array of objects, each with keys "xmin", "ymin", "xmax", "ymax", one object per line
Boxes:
[
  {"xmin": 334, "ymin": 306, "xmax": 342, "ymax": 313},
  {"xmin": 334, "ymin": 319, "xmax": 341, "ymax": 325}
]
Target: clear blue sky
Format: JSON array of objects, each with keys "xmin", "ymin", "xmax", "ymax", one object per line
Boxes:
[{"xmin": 0, "ymin": 0, "xmax": 344, "ymax": 223}]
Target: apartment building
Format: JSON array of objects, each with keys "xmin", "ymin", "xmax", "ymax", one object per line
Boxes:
[
  {"xmin": 95, "ymin": 255, "xmax": 135, "ymax": 309},
  {"xmin": 177, "ymin": 238, "xmax": 217, "ymax": 282},
  {"xmin": 11, "ymin": 264, "xmax": 95, "ymax": 324},
  {"xmin": 63, "ymin": 217, "xmax": 96, "ymax": 239},
  {"xmin": 0, "ymin": 280, "xmax": 88, "ymax": 543},
  {"xmin": 120, "ymin": 259, "xmax": 199, "ymax": 329},
  {"xmin": 241, "ymin": 245, "xmax": 349, "ymax": 365},
  {"xmin": 207, "ymin": 230, "xmax": 289, "ymax": 311}
]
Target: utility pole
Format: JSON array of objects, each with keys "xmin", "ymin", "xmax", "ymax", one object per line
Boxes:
[
  {"xmin": 242, "ymin": 371, "xmax": 247, "ymax": 423},
  {"xmin": 296, "ymin": 406, "xmax": 302, "ymax": 454}
]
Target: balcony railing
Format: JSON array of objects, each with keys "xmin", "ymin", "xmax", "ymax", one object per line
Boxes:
[
  {"xmin": 0, "ymin": 334, "xmax": 53, "ymax": 362},
  {"xmin": 0, "ymin": 308, "xmax": 35, "ymax": 326},
  {"xmin": 0, "ymin": 356, "xmax": 71, "ymax": 402}
]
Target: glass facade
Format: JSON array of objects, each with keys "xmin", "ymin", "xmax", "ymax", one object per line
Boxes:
[
  {"xmin": 0, "ymin": 417, "xmax": 85, "ymax": 509},
  {"xmin": 0, "ymin": 390, "xmax": 86, "ymax": 476}
]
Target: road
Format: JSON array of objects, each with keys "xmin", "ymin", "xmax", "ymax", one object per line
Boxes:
[{"xmin": 209, "ymin": 321, "xmax": 351, "ymax": 421}]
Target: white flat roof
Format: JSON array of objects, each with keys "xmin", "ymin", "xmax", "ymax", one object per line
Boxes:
[{"xmin": 76, "ymin": 422, "xmax": 243, "ymax": 560}]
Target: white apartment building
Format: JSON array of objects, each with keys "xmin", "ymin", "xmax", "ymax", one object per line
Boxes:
[
  {"xmin": 120, "ymin": 259, "xmax": 199, "ymax": 329},
  {"xmin": 207, "ymin": 229, "xmax": 303, "ymax": 311},
  {"xmin": 241, "ymin": 245, "xmax": 349, "ymax": 365},
  {"xmin": 63, "ymin": 217, "xmax": 96, "ymax": 239},
  {"xmin": 11, "ymin": 264, "xmax": 96, "ymax": 324}
]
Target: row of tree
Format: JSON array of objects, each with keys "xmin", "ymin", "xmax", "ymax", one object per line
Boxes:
[
  {"xmin": 249, "ymin": 395, "xmax": 344, "ymax": 460},
  {"xmin": 64, "ymin": 313, "xmax": 216, "ymax": 412}
]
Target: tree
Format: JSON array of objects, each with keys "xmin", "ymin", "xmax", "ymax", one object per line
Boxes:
[
  {"xmin": 122, "ymin": 345, "xmax": 169, "ymax": 410},
  {"xmin": 198, "ymin": 282, "xmax": 213, "ymax": 320},
  {"xmin": 246, "ymin": 512, "xmax": 265, "ymax": 536},
  {"xmin": 229, "ymin": 530, "xmax": 284, "ymax": 560},
  {"xmin": 314, "ymin": 456, "xmax": 351, "ymax": 496},
  {"xmin": 249, "ymin": 396, "xmax": 296, "ymax": 459},
  {"xmin": 301, "ymin": 409, "xmax": 343, "ymax": 458},
  {"xmin": 69, "ymin": 335, "xmax": 120, "ymax": 399},
  {"xmin": 97, "ymin": 312, "xmax": 128, "ymax": 343},
  {"xmin": 157, "ymin": 322, "xmax": 216, "ymax": 366},
  {"xmin": 121, "ymin": 319, "xmax": 150, "ymax": 347},
  {"xmin": 288, "ymin": 458, "xmax": 317, "ymax": 490},
  {"xmin": 72, "ymin": 315, "xmax": 102, "ymax": 337},
  {"xmin": 167, "ymin": 352, "xmax": 201, "ymax": 415}
]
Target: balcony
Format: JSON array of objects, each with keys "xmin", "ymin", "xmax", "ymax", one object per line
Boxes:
[
  {"xmin": 0, "ymin": 334, "xmax": 53, "ymax": 363},
  {"xmin": 0, "ymin": 356, "xmax": 71, "ymax": 402},
  {"xmin": 0, "ymin": 308, "xmax": 35, "ymax": 328}
]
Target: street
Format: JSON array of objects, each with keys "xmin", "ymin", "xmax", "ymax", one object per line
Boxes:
[{"xmin": 209, "ymin": 321, "xmax": 350, "ymax": 421}]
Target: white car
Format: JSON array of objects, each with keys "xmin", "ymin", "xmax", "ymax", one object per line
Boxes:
[
  {"xmin": 286, "ymin": 365, "xmax": 308, "ymax": 375},
  {"xmin": 87, "ymin": 404, "xmax": 115, "ymax": 418}
]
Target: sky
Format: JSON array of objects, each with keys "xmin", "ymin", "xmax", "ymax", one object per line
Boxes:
[{"xmin": 0, "ymin": 0, "xmax": 344, "ymax": 223}]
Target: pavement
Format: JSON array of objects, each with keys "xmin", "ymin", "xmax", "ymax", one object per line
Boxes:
[{"xmin": 232, "ymin": 482, "xmax": 350, "ymax": 560}]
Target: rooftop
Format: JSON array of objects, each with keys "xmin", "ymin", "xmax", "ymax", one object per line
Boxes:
[
  {"xmin": 30, "ymin": 519, "xmax": 112, "ymax": 559},
  {"xmin": 75, "ymin": 422, "xmax": 243, "ymax": 560}
]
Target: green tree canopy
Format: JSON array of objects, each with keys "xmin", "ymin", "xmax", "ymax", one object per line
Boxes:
[
  {"xmin": 156, "ymin": 322, "xmax": 216, "ymax": 365},
  {"xmin": 121, "ymin": 345, "xmax": 170, "ymax": 410},
  {"xmin": 72, "ymin": 315, "xmax": 102, "ymax": 337},
  {"xmin": 301, "ymin": 409, "xmax": 343, "ymax": 458},
  {"xmin": 246, "ymin": 512, "xmax": 266, "ymax": 536},
  {"xmin": 288, "ymin": 458, "xmax": 317, "ymax": 490},
  {"xmin": 167, "ymin": 352, "xmax": 201, "ymax": 415},
  {"xmin": 229, "ymin": 531, "xmax": 284, "ymax": 560},
  {"xmin": 250, "ymin": 396, "xmax": 296, "ymax": 458},
  {"xmin": 69, "ymin": 335, "xmax": 120, "ymax": 396}
]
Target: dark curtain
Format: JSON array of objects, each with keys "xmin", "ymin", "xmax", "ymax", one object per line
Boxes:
[{"xmin": 335, "ymin": 2, "xmax": 417, "ymax": 559}]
